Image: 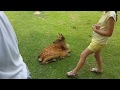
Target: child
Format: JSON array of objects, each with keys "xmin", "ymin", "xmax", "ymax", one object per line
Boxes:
[
  {"xmin": 67, "ymin": 11, "xmax": 117, "ymax": 77},
  {"xmin": 33, "ymin": 11, "xmax": 41, "ymax": 15}
]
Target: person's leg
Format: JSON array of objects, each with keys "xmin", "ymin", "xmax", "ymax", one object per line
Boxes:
[
  {"xmin": 26, "ymin": 65, "xmax": 32, "ymax": 79},
  {"xmin": 67, "ymin": 48, "xmax": 93, "ymax": 77},
  {"xmin": 91, "ymin": 50, "xmax": 103, "ymax": 73}
]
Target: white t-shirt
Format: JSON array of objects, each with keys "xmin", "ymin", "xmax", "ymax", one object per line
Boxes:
[
  {"xmin": 0, "ymin": 11, "xmax": 30, "ymax": 79},
  {"xmin": 92, "ymin": 11, "xmax": 116, "ymax": 44}
]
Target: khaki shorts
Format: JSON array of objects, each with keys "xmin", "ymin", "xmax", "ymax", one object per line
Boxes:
[{"xmin": 87, "ymin": 41, "xmax": 106, "ymax": 52}]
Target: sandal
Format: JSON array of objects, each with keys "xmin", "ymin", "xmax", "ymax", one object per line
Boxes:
[
  {"xmin": 90, "ymin": 68, "xmax": 103, "ymax": 74},
  {"xmin": 66, "ymin": 71, "xmax": 78, "ymax": 78}
]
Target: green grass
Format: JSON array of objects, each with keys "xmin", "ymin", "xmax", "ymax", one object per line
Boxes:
[{"xmin": 4, "ymin": 11, "xmax": 120, "ymax": 79}]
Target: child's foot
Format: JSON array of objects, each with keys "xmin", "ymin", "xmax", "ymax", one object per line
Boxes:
[
  {"xmin": 90, "ymin": 67, "xmax": 103, "ymax": 74},
  {"xmin": 66, "ymin": 71, "xmax": 78, "ymax": 78}
]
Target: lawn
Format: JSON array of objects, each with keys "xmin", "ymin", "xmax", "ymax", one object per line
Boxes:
[{"xmin": 4, "ymin": 11, "xmax": 120, "ymax": 79}]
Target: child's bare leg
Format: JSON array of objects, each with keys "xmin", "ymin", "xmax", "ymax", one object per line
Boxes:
[
  {"xmin": 68, "ymin": 48, "xmax": 93, "ymax": 75},
  {"xmin": 93, "ymin": 50, "xmax": 103, "ymax": 72}
]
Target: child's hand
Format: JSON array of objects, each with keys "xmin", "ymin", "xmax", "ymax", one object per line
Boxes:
[
  {"xmin": 95, "ymin": 25, "xmax": 100, "ymax": 30},
  {"xmin": 92, "ymin": 24, "xmax": 100, "ymax": 31}
]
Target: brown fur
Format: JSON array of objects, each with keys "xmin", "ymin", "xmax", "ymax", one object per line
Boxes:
[{"xmin": 38, "ymin": 34, "xmax": 71, "ymax": 64}]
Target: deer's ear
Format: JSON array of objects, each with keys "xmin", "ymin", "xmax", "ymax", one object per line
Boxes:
[
  {"xmin": 63, "ymin": 36, "xmax": 65, "ymax": 39},
  {"xmin": 58, "ymin": 33, "xmax": 61, "ymax": 36},
  {"xmin": 61, "ymin": 35, "xmax": 65, "ymax": 39},
  {"xmin": 59, "ymin": 33, "xmax": 63, "ymax": 37},
  {"xmin": 58, "ymin": 33, "xmax": 62, "ymax": 37}
]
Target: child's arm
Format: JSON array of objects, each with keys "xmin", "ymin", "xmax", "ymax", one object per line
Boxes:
[{"xmin": 92, "ymin": 17, "xmax": 115, "ymax": 37}]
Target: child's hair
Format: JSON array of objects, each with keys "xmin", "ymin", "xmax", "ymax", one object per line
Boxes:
[{"xmin": 115, "ymin": 11, "xmax": 118, "ymax": 22}]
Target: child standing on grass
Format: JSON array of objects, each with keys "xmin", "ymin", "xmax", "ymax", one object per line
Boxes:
[
  {"xmin": 67, "ymin": 11, "xmax": 117, "ymax": 77},
  {"xmin": 0, "ymin": 11, "xmax": 31, "ymax": 79}
]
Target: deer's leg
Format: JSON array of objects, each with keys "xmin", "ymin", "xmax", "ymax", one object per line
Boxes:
[
  {"xmin": 66, "ymin": 51, "xmax": 71, "ymax": 57},
  {"xmin": 41, "ymin": 55, "xmax": 57, "ymax": 64},
  {"xmin": 38, "ymin": 58, "xmax": 43, "ymax": 62},
  {"xmin": 59, "ymin": 51, "xmax": 71, "ymax": 59}
]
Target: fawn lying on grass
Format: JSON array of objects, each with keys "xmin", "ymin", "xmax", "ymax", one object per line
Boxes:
[{"xmin": 38, "ymin": 34, "xmax": 71, "ymax": 64}]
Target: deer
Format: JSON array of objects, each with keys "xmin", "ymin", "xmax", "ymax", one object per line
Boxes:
[{"xmin": 38, "ymin": 33, "xmax": 71, "ymax": 64}]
